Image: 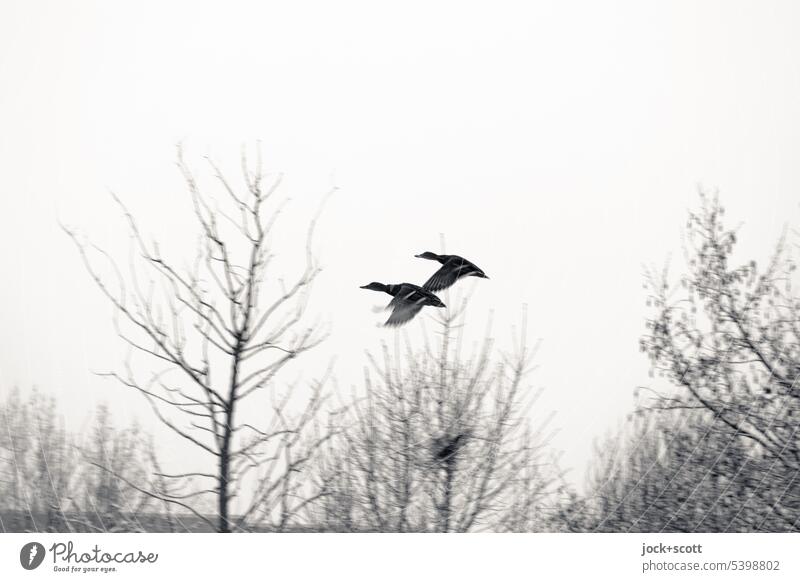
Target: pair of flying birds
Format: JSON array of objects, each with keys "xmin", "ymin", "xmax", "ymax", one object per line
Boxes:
[{"xmin": 360, "ymin": 252, "xmax": 489, "ymax": 327}]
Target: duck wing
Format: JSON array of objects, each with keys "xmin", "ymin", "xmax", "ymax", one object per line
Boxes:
[
  {"xmin": 422, "ymin": 264, "xmax": 460, "ymax": 292},
  {"xmin": 384, "ymin": 301, "xmax": 424, "ymax": 327},
  {"xmin": 423, "ymin": 257, "xmax": 481, "ymax": 292},
  {"xmin": 384, "ymin": 284, "xmax": 434, "ymax": 326},
  {"xmin": 384, "ymin": 285, "xmax": 418, "ymax": 308}
]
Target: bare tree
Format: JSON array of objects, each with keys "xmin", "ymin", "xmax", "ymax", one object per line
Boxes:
[
  {"xmin": 311, "ymin": 302, "xmax": 561, "ymax": 532},
  {"xmin": 0, "ymin": 389, "xmax": 158, "ymax": 532},
  {"xmin": 63, "ymin": 147, "xmax": 334, "ymax": 532},
  {"xmin": 572, "ymin": 407, "xmax": 789, "ymax": 532},
  {"xmin": 0, "ymin": 388, "xmax": 74, "ymax": 532},
  {"xmin": 635, "ymin": 193, "xmax": 800, "ymax": 531},
  {"xmin": 73, "ymin": 404, "xmax": 157, "ymax": 532}
]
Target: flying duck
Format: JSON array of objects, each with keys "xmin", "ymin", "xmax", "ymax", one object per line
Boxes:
[
  {"xmin": 415, "ymin": 252, "xmax": 489, "ymax": 292},
  {"xmin": 360, "ymin": 282, "xmax": 446, "ymax": 327}
]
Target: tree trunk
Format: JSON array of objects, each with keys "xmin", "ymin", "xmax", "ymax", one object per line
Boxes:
[{"xmin": 219, "ymin": 344, "xmax": 241, "ymax": 533}]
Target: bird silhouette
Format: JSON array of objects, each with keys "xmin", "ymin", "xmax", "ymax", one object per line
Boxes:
[
  {"xmin": 360, "ymin": 282, "xmax": 446, "ymax": 327},
  {"xmin": 415, "ymin": 252, "xmax": 489, "ymax": 292}
]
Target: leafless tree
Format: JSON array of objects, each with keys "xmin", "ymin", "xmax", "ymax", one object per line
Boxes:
[
  {"xmin": 63, "ymin": 147, "xmax": 335, "ymax": 532},
  {"xmin": 72, "ymin": 404, "xmax": 157, "ymax": 532},
  {"xmin": 0, "ymin": 388, "xmax": 75, "ymax": 532},
  {"xmin": 310, "ymin": 302, "xmax": 562, "ymax": 532},
  {"xmin": 572, "ymin": 402, "xmax": 798, "ymax": 532},
  {"xmin": 0, "ymin": 389, "xmax": 157, "ymax": 532},
  {"xmin": 631, "ymin": 192, "xmax": 800, "ymax": 531}
]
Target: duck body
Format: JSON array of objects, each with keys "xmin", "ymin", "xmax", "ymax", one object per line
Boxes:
[
  {"xmin": 360, "ymin": 282, "xmax": 445, "ymax": 326},
  {"xmin": 415, "ymin": 252, "xmax": 489, "ymax": 292}
]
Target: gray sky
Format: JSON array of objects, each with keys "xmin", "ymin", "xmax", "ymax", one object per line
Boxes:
[{"xmin": 1, "ymin": 0, "xmax": 799, "ymax": 488}]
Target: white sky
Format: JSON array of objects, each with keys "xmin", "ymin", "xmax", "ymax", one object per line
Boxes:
[{"xmin": 1, "ymin": 0, "xmax": 799, "ymax": 488}]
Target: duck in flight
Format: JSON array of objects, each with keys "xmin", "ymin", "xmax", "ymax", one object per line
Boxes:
[
  {"xmin": 360, "ymin": 282, "xmax": 446, "ymax": 327},
  {"xmin": 415, "ymin": 252, "xmax": 489, "ymax": 292}
]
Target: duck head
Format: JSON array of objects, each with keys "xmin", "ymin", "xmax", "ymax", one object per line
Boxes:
[
  {"xmin": 414, "ymin": 251, "xmax": 441, "ymax": 261},
  {"xmin": 360, "ymin": 282, "xmax": 389, "ymax": 292}
]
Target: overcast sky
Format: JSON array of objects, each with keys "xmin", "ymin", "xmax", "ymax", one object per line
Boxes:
[{"xmin": 1, "ymin": 0, "xmax": 799, "ymax": 488}]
